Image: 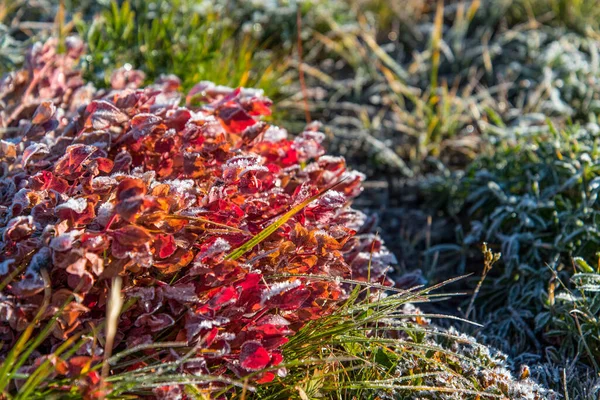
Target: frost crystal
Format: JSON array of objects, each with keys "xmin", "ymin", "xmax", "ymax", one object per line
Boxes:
[
  {"xmin": 55, "ymin": 197, "xmax": 88, "ymax": 214},
  {"xmin": 260, "ymin": 280, "xmax": 302, "ymax": 305}
]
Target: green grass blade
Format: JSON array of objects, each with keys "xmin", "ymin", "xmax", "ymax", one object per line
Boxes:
[{"xmin": 225, "ymin": 179, "xmax": 346, "ymax": 261}]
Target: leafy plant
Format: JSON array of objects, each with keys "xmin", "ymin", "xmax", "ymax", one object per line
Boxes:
[{"xmin": 0, "ymin": 36, "xmax": 390, "ymax": 398}]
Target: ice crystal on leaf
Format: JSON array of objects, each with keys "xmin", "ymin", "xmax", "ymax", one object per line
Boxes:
[{"xmin": 0, "ymin": 37, "xmax": 396, "ymax": 395}]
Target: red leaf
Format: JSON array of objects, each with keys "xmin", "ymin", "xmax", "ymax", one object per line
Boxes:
[
  {"xmin": 135, "ymin": 313, "xmax": 175, "ymax": 332},
  {"xmin": 129, "ymin": 113, "xmax": 162, "ymax": 140},
  {"xmin": 155, "ymin": 234, "xmax": 177, "ymax": 258},
  {"xmin": 111, "ymin": 225, "xmax": 152, "ymax": 247},
  {"xmin": 242, "ymin": 97, "xmax": 272, "ymax": 116},
  {"xmin": 208, "ymin": 286, "xmax": 238, "ymax": 310},
  {"xmin": 117, "ymin": 178, "xmax": 147, "ymax": 201},
  {"xmin": 95, "ymin": 157, "xmax": 114, "ymax": 173},
  {"xmin": 255, "ymin": 371, "xmax": 275, "ymax": 384},
  {"xmin": 115, "ymin": 178, "xmax": 147, "ymax": 221},
  {"xmin": 270, "ymin": 351, "xmax": 283, "ymax": 366},
  {"xmin": 55, "ymin": 197, "xmax": 96, "ymax": 224},
  {"xmin": 153, "ymin": 248, "xmax": 194, "ymax": 274},
  {"xmin": 3, "ymin": 216, "xmax": 35, "ymax": 242},
  {"xmin": 22, "ymin": 143, "xmax": 49, "ymax": 166},
  {"xmin": 264, "ymin": 285, "xmax": 310, "ymax": 311},
  {"xmin": 53, "ymin": 144, "xmax": 98, "ymax": 179},
  {"xmin": 84, "ymin": 100, "xmax": 128, "ymax": 130},
  {"xmin": 31, "ymin": 101, "xmax": 56, "ymax": 124},
  {"xmin": 30, "ymin": 171, "xmax": 69, "ymax": 192},
  {"xmin": 49, "ymin": 230, "xmax": 83, "ymax": 252},
  {"xmin": 239, "ymin": 341, "xmax": 270, "ymax": 371},
  {"xmin": 217, "ymin": 105, "xmax": 256, "ymax": 134},
  {"xmin": 67, "ymin": 356, "xmax": 94, "ymax": 376}
]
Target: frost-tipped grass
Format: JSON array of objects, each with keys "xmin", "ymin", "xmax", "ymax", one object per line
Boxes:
[{"xmin": 233, "ymin": 277, "xmax": 549, "ymax": 399}]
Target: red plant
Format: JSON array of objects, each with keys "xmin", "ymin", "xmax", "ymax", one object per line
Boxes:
[{"xmin": 0, "ymin": 37, "xmax": 396, "ymax": 396}]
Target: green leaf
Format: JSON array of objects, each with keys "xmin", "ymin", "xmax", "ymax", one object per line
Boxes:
[{"xmin": 573, "ymin": 257, "xmax": 594, "ymax": 273}]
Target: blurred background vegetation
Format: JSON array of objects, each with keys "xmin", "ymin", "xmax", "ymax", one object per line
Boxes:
[{"xmin": 2, "ymin": 0, "xmax": 600, "ymax": 398}]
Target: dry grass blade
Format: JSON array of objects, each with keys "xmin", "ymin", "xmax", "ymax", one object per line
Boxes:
[
  {"xmin": 464, "ymin": 242, "xmax": 500, "ymax": 320},
  {"xmin": 357, "ymin": 16, "xmax": 409, "ymax": 82},
  {"xmin": 297, "ymin": 7, "xmax": 311, "ymax": 124},
  {"xmin": 102, "ymin": 276, "xmax": 123, "ymax": 381},
  {"xmin": 430, "ymin": 0, "xmax": 444, "ymax": 92},
  {"xmin": 164, "ymin": 214, "xmax": 249, "ymax": 234}
]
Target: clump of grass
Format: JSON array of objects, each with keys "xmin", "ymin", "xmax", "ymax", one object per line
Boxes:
[
  {"xmin": 240, "ymin": 277, "xmax": 552, "ymax": 400},
  {"xmin": 80, "ymin": 0, "xmax": 289, "ymax": 97},
  {"xmin": 275, "ymin": 0, "xmax": 600, "ymax": 179},
  {"xmin": 544, "ymin": 257, "xmax": 600, "ymax": 367},
  {"xmin": 278, "ymin": 0, "xmax": 500, "ymax": 174},
  {"xmin": 506, "ymin": 0, "xmax": 600, "ymax": 33}
]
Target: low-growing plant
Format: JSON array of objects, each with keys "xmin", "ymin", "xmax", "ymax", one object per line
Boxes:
[
  {"xmin": 420, "ymin": 122, "xmax": 600, "ymax": 383},
  {"xmin": 0, "ymin": 35, "xmax": 384, "ymax": 397}
]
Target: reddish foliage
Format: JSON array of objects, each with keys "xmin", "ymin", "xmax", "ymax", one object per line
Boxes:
[{"xmin": 0, "ymin": 38, "xmax": 396, "ymax": 396}]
